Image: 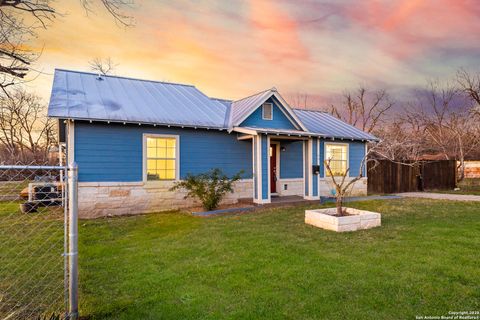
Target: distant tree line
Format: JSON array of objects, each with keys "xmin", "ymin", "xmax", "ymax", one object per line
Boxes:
[{"xmin": 318, "ymin": 70, "xmax": 480, "ymax": 183}]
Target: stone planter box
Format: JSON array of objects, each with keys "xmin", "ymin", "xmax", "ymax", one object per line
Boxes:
[{"xmin": 305, "ymin": 207, "xmax": 381, "ymax": 232}]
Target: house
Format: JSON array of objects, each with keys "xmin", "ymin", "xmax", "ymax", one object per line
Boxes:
[{"xmin": 47, "ymin": 69, "xmax": 378, "ymax": 218}]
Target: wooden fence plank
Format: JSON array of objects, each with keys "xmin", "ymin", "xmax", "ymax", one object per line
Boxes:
[{"xmin": 368, "ymin": 160, "xmax": 456, "ymax": 194}]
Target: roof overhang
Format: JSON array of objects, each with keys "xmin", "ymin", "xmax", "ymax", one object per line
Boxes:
[
  {"xmin": 232, "ymin": 126, "xmax": 323, "ymax": 138},
  {"xmin": 53, "ymin": 117, "xmax": 228, "ymax": 131}
]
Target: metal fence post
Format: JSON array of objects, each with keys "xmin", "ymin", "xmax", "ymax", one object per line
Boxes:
[{"xmin": 68, "ymin": 162, "xmax": 79, "ymax": 319}]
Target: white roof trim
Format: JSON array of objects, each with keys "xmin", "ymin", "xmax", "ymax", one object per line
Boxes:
[{"xmin": 232, "ymin": 127, "xmax": 258, "ymax": 135}]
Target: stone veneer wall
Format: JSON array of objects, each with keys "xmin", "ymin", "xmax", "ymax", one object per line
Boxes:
[
  {"xmin": 318, "ymin": 177, "xmax": 368, "ymax": 197},
  {"xmin": 78, "ymin": 179, "xmax": 253, "ymax": 219},
  {"xmin": 277, "ymin": 178, "xmax": 304, "ymax": 196}
]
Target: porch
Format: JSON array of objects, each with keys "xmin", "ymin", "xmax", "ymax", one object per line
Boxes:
[{"xmin": 234, "ymin": 127, "xmax": 323, "ymax": 205}]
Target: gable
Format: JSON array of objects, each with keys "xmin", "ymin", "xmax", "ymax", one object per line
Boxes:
[{"xmin": 239, "ymin": 97, "xmax": 299, "ymax": 130}]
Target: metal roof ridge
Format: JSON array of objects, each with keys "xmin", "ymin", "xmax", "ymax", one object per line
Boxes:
[
  {"xmin": 209, "ymin": 97, "xmax": 232, "ymax": 103},
  {"xmin": 54, "ymin": 68, "xmax": 196, "ymax": 88},
  {"xmin": 232, "ymin": 88, "xmax": 274, "ymax": 103},
  {"xmin": 293, "ymin": 108, "xmax": 328, "ymax": 114}
]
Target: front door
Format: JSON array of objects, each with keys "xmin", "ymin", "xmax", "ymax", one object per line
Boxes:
[{"xmin": 270, "ymin": 145, "xmax": 277, "ymax": 193}]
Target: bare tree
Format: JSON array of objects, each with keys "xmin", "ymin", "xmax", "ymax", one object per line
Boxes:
[
  {"xmin": 0, "ymin": 89, "xmax": 56, "ymax": 162},
  {"xmin": 373, "ymin": 119, "xmax": 426, "ymax": 161},
  {"xmin": 289, "ymin": 92, "xmax": 309, "ymax": 109},
  {"xmin": 80, "ymin": 0, "xmax": 135, "ymax": 27},
  {"xmin": 0, "ymin": 0, "xmax": 134, "ymax": 95},
  {"xmin": 89, "ymin": 57, "xmax": 117, "ymax": 75},
  {"xmin": 329, "ymin": 87, "xmax": 394, "ymax": 133},
  {"xmin": 456, "ymin": 68, "xmax": 480, "ymax": 117},
  {"xmin": 410, "ymin": 80, "xmax": 480, "ymax": 183}
]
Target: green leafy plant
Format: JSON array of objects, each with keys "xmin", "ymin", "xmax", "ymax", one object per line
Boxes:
[{"xmin": 170, "ymin": 168, "xmax": 243, "ymax": 211}]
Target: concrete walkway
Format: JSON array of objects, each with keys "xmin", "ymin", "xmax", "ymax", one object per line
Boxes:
[{"xmin": 396, "ymin": 192, "xmax": 480, "ymax": 202}]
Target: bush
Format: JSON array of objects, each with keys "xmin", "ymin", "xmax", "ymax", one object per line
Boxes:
[{"xmin": 170, "ymin": 168, "xmax": 243, "ymax": 211}]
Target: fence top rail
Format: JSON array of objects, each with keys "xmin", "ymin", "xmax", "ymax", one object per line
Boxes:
[{"xmin": 0, "ymin": 165, "xmax": 67, "ymax": 170}]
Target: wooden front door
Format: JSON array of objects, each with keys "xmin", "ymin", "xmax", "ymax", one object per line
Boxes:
[{"xmin": 270, "ymin": 145, "xmax": 277, "ymax": 193}]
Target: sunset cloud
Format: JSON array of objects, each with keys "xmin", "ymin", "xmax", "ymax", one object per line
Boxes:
[{"xmin": 29, "ymin": 0, "xmax": 480, "ymax": 107}]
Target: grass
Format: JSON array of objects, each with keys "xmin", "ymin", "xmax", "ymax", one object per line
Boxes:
[
  {"xmin": 1, "ymin": 198, "xmax": 479, "ymax": 319},
  {"xmin": 0, "ymin": 201, "xmax": 65, "ymax": 319},
  {"xmin": 430, "ymin": 178, "xmax": 480, "ymax": 196},
  {"xmin": 78, "ymin": 199, "xmax": 479, "ymax": 319}
]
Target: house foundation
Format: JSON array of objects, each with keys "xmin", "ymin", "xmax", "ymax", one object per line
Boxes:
[{"xmin": 78, "ymin": 179, "xmax": 253, "ymax": 219}]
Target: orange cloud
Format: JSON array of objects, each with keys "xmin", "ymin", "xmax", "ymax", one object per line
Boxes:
[{"xmin": 247, "ymin": 0, "xmax": 310, "ymax": 63}]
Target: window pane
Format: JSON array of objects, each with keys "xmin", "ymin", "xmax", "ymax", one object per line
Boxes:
[
  {"xmin": 158, "ymin": 138, "xmax": 167, "ymax": 148},
  {"xmin": 156, "ymin": 147, "xmax": 166, "ymax": 158},
  {"xmin": 147, "ymin": 147, "xmax": 157, "ymax": 158},
  {"xmin": 165, "ymin": 160, "xmax": 175, "ymax": 170},
  {"xmin": 165, "ymin": 170, "xmax": 175, "ymax": 180},
  {"xmin": 147, "ymin": 159, "xmax": 156, "ymax": 170},
  {"xmin": 147, "ymin": 138, "xmax": 156, "ymax": 148},
  {"xmin": 263, "ymin": 103, "xmax": 272, "ymax": 119},
  {"xmin": 165, "ymin": 147, "xmax": 175, "ymax": 159},
  {"xmin": 156, "ymin": 160, "xmax": 166, "ymax": 170},
  {"xmin": 158, "ymin": 170, "xmax": 167, "ymax": 179},
  {"xmin": 166, "ymin": 139, "xmax": 176, "ymax": 148}
]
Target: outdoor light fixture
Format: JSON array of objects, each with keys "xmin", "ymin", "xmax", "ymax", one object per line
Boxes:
[{"xmin": 281, "ymin": 146, "xmax": 286, "ymax": 152}]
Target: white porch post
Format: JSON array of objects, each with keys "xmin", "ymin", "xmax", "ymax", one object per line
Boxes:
[
  {"xmin": 253, "ymin": 134, "xmax": 271, "ymax": 204},
  {"xmin": 304, "ymin": 137, "xmax": 320, "ymax": 200}
]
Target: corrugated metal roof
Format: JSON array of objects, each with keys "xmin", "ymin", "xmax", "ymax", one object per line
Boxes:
[
  {"xmin": 48, "ymin": 69, "xmax": 229, "ymax": 128},
  {"xmin": 48, "ymin": 69, "xmax": 378, "ymax": 141},
  {"xmin": 293, "ymin": 109, "xmax": 379, "ymax": 141}
]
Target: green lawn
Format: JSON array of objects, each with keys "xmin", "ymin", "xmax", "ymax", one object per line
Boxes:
[
  {"xmin": 75, "ymin": 199, "xmax": 480, "ymax": 319},
  {"xmin": 1, "ymin": 199, "xmax": 479, "ymax": 319},
  {"xmin": 430, "ymin": 178, "xmax": 480, "ymax": 196}
]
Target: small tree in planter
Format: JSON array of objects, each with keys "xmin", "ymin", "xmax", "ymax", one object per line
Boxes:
[
  {"xmin": 170, "ymin": 168, "xmax": 243, "ymax": 211},
  {"xmin": 324, "ymin": 157, "xmax": 368, "ymax": 216}
]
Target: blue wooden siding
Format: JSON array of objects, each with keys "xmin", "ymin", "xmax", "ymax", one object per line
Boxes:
[
  {"xmin": 312, "ymin": 138, "xmax": 318, "ymax": 197},
  {"xmin": 74, "ymin": 122, "xmax": 252, "ymax": 182},
  {"xmin": 239, "ymin": 97, "xmax": 298, "ymax": 130},
  {"xmin": 261, "ymin": 135, "xmax": 269, "ymax": 199},
  {"xmin": 349, "ymin": 141, "xmax": 366, "ymax": 176},
  {"xmin": 319, "ymin": 140, "xmax": 325, "ymax": 177},
  {"xmin": 278, "ymin": 140, "xmax": 303, "ymax": 179}
]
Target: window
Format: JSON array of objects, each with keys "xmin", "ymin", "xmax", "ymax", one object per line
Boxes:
[
  {"xmin": 145, "ymin": 136, "xmax": 178, "ymax": 181},
  {"xmin": 325, "ymin": 143, "xmax": 348, "ymax": 176},
  {"xmin": 262, "ymin": 102, "xmax": 273, "ymax": 120}
]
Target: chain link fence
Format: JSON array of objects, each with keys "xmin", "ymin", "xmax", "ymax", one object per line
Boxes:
[{"xmin": 0, "ymin": 163, "xmax": 75, "ymax": 320}]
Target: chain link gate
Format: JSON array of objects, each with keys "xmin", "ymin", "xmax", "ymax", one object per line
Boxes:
[{"xmin": 0, "ymin": 163, "xmax": 78, "ymax": 320}]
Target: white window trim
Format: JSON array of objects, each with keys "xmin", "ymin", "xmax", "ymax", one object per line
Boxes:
[
  {"xmin": 324, "ymin": 142, "xmax": 349, "ymax": 178},
  {"xmin": 262, "ymin": 102, "xmax": 273, "ymax": 120},
  {"xmin": 142, "ymin": 133, "xmax": 180, "ymax": 182}
]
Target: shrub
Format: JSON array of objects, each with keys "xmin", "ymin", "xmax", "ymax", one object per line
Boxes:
[{"xmin": 170, "ymin": 168, "xmax": 243, "ymax": 211}]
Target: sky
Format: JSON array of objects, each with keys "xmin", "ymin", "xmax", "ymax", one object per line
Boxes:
[{"xmin": 28, "ymin": 0, "xmax": 480, "ymax": 107}]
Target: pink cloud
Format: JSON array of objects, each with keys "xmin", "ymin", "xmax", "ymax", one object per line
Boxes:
[
  {"xmin": 344, "ymin": 0, "xmax": 480, "ymax": 60},
  {"xmin": 247, "ymin": 0, "xmax": 310, "ymax": 63}
]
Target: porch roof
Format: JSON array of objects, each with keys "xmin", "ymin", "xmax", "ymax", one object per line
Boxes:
[{"xmin": 232, "ymin": 126, "xmax": 322, "ymax": 137}]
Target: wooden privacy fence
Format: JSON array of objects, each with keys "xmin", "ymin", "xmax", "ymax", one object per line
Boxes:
[{"xmin": 367, "ymin": 160, "xmax": 457, "ymax": 194}]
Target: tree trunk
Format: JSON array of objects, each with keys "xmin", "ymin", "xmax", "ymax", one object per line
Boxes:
[{"xmin": 336, "ymin": 195, "xmax": 343, "ymax": 216}]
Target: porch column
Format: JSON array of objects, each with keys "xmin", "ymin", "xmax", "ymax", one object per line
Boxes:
[
  {"xmin": 304, "ymin": 137, "xmax": 320, "ymax": 200},
  {"xmin": 253, "ymin": 134, "xmax": 271, "ymax": 204}
]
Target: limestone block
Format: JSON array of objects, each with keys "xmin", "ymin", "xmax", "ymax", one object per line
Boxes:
[
  {"xmin": 109, "ymin": 189, "xmax": 131, "ymax": 197},
  {"xmin": 305, "ymin": 207, "xmax": 381, "ymax": 232}
]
